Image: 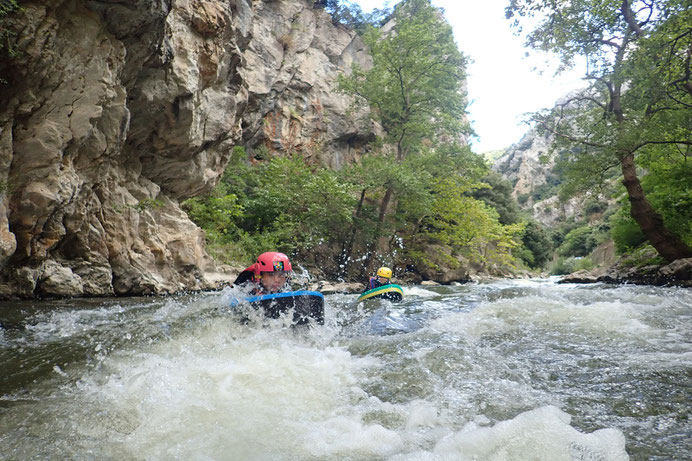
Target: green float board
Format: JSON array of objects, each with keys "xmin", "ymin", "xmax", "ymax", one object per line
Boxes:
[{"xmin": 357, "ymin": 284, "xmax": 404, "ymax": 302}]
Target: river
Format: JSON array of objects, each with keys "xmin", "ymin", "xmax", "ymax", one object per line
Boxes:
[{"xmin": 1, "ymin": 278, "xmax": 689, "ymax": 460}]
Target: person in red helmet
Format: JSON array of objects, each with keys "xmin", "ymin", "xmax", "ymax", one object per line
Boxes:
[{"xmin": 233, "ymin": 251, "xmax": 293, "ymax": 295}]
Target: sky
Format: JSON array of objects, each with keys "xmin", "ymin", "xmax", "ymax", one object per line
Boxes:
[{"xmin": 350, "ymin": 0, "xmax": 586, "ymax": 153}]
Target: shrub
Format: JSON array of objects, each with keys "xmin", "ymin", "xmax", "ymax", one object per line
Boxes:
[
  {"xmin": 609, "ymin": 206, "xmax": 646, "ymax": 254},
  {"xmin": 549, "ymin": 256, "xmax": 594, "ymax": 275},
  {"xmin": 519, "ymin": 220, "xmax": 553, "ymax": 268},
  {"xmin": 558, "ymin": 225, "xmax": 599, "ymax": 257}
]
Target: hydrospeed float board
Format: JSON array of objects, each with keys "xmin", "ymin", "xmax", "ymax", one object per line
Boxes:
[
  {"xmin": 229, "ymin": 290, "xmax": 324, "ymax": 325},
  {"xmin": 357, "ymin": 284, "xmax": 404, "ymax": 302}
]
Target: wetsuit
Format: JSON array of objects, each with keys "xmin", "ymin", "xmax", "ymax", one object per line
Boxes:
[
  {"xmin": 367, "ymin": 277, "xmax": 391, "ymax": 290},
  {"xmin": 233, "ymin": 270, "xmax": 263, "ymax": 295}
]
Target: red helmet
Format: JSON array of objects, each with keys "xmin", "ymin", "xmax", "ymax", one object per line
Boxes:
[{"xmin": 248, "ymin": 251, "xmax": 292, "ymax": 280}]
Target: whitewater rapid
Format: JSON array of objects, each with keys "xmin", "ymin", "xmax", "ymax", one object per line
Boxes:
[{"xmin": 1, "ymin": 278, "xmax": 689, "ymax": 460}]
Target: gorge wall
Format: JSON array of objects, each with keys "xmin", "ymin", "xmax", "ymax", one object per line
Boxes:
[
  {"xmin": 0, "ymin": 0, "xmax": 373, "ymax": 298},
  {"xmin": 492, "ymin": 129, "xmax": 586, "ymax": 227}
]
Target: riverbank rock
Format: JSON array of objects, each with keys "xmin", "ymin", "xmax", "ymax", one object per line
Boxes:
[
  {"xmin": 203, "ymin": 263, "xmax": 242, "ymax": 290},
  {"xmin": 311, "ymin": 281, "xmax": 363, "ymax": 294},
  {"xmin": 0, "ymin": 0, "xmax": 373, "ymax": 299},
  {"xmin": 421, "ymin": 280, "xmax": 440, "ymax": 286},
  {"xmin": 558, "ymin": 269, "xmax": 602, "ymax": 284},
  {"xmin": 658, "ymin": 258, "xmax": 692, "ymax": 284},
  {"xmin": 559, "ymin": 257, "xmax": 692, "ymax": 287}
]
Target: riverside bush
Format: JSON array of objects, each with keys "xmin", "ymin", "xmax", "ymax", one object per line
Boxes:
[{"xmin": 549, "ymin": 256, "xmax": 595, "ymax": 275}]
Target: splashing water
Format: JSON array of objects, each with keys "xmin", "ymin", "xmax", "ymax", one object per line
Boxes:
[{"xmin": 1, "ymin": 279, "xmax": 689, "ymax": 460}]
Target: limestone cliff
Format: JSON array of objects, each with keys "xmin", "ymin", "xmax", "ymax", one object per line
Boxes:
[
  {"xmin": 492, "ymin": 129, "xmax": 585, "ymax": 227},
  {"xmin": 0, "ymin": 0, "xmax": 372, "ymax": 298}
]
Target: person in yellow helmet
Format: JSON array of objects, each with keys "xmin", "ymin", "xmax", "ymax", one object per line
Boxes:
[{"xmin": 367, "ymin": 266, "xmax": 393, "ymax": 290}]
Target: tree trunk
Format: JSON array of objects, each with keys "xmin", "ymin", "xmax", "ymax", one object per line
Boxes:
[
  {"xmin": 339, "ymin": 188, "xmax": 367, "ymax": 277},
  {"xmin": 365, "ymin": 187, "xmax": 394, "ymax": 275},
  {"xmin": 621, "ymin": 152, "xmax": 692, "ymax": 262}
]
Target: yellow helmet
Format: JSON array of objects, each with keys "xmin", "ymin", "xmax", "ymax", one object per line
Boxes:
[{"xmin": 376, "ymin": 267, "xmax": 392, "ymax": 279}]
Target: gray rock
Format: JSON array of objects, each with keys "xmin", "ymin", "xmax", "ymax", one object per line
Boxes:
[
  {"xmin": 658, "ymin": 258, "xmax": 692, "ymax": 283},
  {"xmin": 558, "ymin": 269, "xmax": 600, "ymax": 284},
  {"xmin": 0, "ymin": 0, "xmax": 375, "ymax": 299},
  {"xmin": 313, "ymin": 281, "xmax": 363, "ymax": 294},
  {"xmin": 37, "ymin": 261, "xmax": 85, "ymax": 297},
  {"xmin": 589, "ymin": 257, "xmax": 692, "ymax": 287}
]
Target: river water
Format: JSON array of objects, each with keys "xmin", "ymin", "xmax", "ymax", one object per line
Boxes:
[{"xmin": 0, "ymin": 278, "xmax": 689, "ymax": 460}]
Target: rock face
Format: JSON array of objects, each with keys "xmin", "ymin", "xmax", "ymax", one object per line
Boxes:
[
  {"xmin": 240, "ymin": 1, "xmax": 373, "ymax": 168},
  {"xmin": 0, "ymin": 0, "xmax": 372, "ymax": 298},
  {"xmin": 493, "ymin": 127, "xmax": 586, "ymax": 227},
  {"xmin": 559, "ymin": 257, "xmax": 692, "ymax": 287},
  {"xmin": 493, "ymin": 132, "xmax": 554, "ymax": 201}
]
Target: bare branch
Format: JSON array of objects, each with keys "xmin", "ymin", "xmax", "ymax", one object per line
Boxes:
[
  {"xmin": 535, "ymin": 120, "xmax": 608, "ymax": 149},
  {"xmin": 634, "ymin": 140, "xmax": 692, "ymax": 151}
]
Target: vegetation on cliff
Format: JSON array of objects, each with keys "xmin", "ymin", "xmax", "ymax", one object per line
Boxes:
[
  {"xmin": 0, "ymin": 0, "xmax": 20, "ymax": 72},
  {"xmin": 186, "ymin": 0, "xmax": 690, "ymax": 282},
  {"xmin": 185, "ymin": 0, "xmax": 529, "ymax": 280}
]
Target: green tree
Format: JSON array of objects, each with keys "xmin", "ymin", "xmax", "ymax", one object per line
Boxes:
[
  {"xmin": 339, "ymin": 0, "xmax": 471, "ymax": 268},
  {"xmin": 507, "ymin": 0, "xmax": 692, "ymax": 262},
  {"xmin": 558, "ymin": 225, "xmax": 599, "ymax": 258},
  {"xmin": 472, "ymin": 171, "xmax": 522, "ymax": 225},
  {"xmin": 519, "ymin": 220, "xmax": 553, "ymax": 268},
  {"xmin": 406, "ymin": 175, "xmax": 524, "ymax": 270},
  {"xmin": 320, "ymin": 0, "xmax": 390, "ymax": 31},
  {"xmin": 184, "ymin": 149, "xmax": 357, "ymax": 268},
  {"xmin": 341, "ymin": 0, "xmax": 469, "ymax": 162}
]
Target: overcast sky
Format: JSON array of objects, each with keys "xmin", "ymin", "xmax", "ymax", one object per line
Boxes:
[{"xmin": 350, "ymin": 0, "xmax": 585, "ymax": 153}]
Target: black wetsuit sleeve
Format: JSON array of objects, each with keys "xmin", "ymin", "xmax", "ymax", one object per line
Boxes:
[{"xmin": 233, "ymin": 270, "xmax": 254, "ymax": 286}]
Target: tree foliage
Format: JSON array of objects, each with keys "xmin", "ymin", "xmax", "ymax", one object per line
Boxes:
[
  {"xmin": 184, "ymin": 143, "xmax": 524, "ymax": 278},
  {"xmin": 0, "ymin": 0, "xmax": 20, "ymax": 59},
  {"xmin": 558, "ymin": 225, "xmax": 601, "ymax": 258},
  {"xmin": 610, "ymin": 205, "xmax": 647, "ymax": 254},
  {"xmin": 519, "ymin": 221, "xmax": 553, "ymax": 268},
  {"xmin": 186, "ymin": 1, "xmax": 530, "ymax": 279},
  {"xmin": 472, "ymin": 171, "xmax": 522, "ymax": 225},
  {"xmin": 0, "ymin": 0, "xmax": 18, "ymax": 17},
  {"xmin": 507, "ymin": 0, "xmax": 692, "ymax": 262},
  {"xmin": 412, "ymin": 177, "xmax": 524, "ymax": 267},
  {"xmin": 320, "ymin": 0, "xmax": 391, "ymax": 31},
  {"xmin": 183, "ymin": 149, "xmax": 357, "ymax": 267},
  {"xmin": 339, "ymin": 0, "xmax": 470, "ymax": 161}
]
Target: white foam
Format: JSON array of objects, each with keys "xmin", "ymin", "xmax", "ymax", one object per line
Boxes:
[
  {"xmin": 79, "ymin": 323, "xmax": 387, "ymax": 459},
  {"xmin": 303, "ymin": 415, "xmax": 403, "ymax": 458},
  {"xmin": 457, "ymin": 405, "xmax": 626, "ymax": 460},
  {"xmin": 389, "ymin": 406, "xmax": 628, "ymax": 461},
  {"xmin": 430, "ymin": 295, "xmax": 661, "ymax": 341},
  {"xmin": 403, "ymin": 286, "xmax": 440, "ymax": 297},
  {"xmin": 404, "ymin": 399, "xmax": 442, "ymax": 429}
]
